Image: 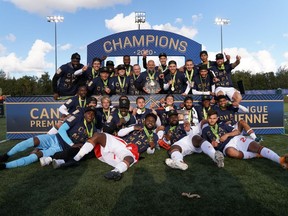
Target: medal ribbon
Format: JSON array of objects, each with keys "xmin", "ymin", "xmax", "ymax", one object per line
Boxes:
[
  {"xmin": 210, "ymin": 124, "xmax": 220, "ymax": 140},
  {"xmin": 84, "ymin": 119, "xmax": 94, "ymax": 138},
  {"xmin": 185, "ymin": 69, "xmax": 194, "ymax": 82},
  {"xmin": 118, "ymin": 76, "xmax": 126, "ymax": 89},
  {"xmin": 103, "ymin": 109, "xmax": 110, "ymax": 121},
  {"xmin": 78, "ymin": 97, "xmax": 86, "ymax": 108},
  {"xmin": 143, "ymin": 126, "xmax": 154, "ymax": 142}
]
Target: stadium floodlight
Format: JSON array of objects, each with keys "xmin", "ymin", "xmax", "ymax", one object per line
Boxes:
[
  {"xmin": 215, "ymin": 17, "xmax": 230, "ymax": 54},
  {"xmin": 135, "ymin": 12, "xmax": 146, "ymax": 30},
  {"xmin": 47, "ymin": 15, "xmax": 64, "ymax": 73}
]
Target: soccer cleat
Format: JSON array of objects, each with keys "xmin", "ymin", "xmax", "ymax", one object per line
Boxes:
[
  {"xmin": 52, "ymin": 159, "xmax": 66, "ymax": 169},
  {"xmin": 39, "ymin": 157, "xmax": 53, "ymax": 167},
  {"xmin": 57, "ymin": 159, "xmax": 79, "ymax": 169},
  {"xmin": 254, "ymin": 136, "xmax": 263, "ymax": 143},
  {"xmin": 0, "ymin": 153, "xmax": 9, "ymax": 162},
  {"xmin": 158, "ymin": 139, "xmax": 171, "ymax": 150},
  {"xmin": 165, "ymin": 158, "xmax": 188, "ymax": 170},
  {"xmin": 214, "ymin": 151, "xmax": 224, "ymax": 168},
  {"xmin": 104, "ymin": 171, "xmax": 122, "ymax": 181},
  {"xmin": 279, "ymin": 155, "xmax": 288, "ymax": 170}
]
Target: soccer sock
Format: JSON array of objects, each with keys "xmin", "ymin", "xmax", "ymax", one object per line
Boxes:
[
  {"xmin": 238, "ymin": 104, "xmax": 249, "ymax": 113},
  {"xmin": 47, "ymin": 126, "xmax": 58, "ymax": 135},
  {"xmin": 260, "ymin": 147, "xmax": 280, "ymax": 163},
  {"xmin": 246, "ymin": 129, "xmax": 257, "ymax": 140},
  {"xmin": 200, "ymin": 141, "xmax": 216, "ymax": 161},
  {"xmin": 73, "ymin": 142, "xmax": 94, "ymax": 161},
  {"xmin": 112, "ymin": 161, "xmax": 128, "ymax": 173},
  {"xmin": 5, "ymin": 154, "xmax": 38, "ymax": 168},
  {"xmin": 7, "ymin": 138, "xmax": 34, "ymax": 157},
  {"xmin": 242, "ymin": 151, "xmax": 258, "ymax": 159},
  {"xmin": 157, "ymin": 130, "xmax": 164, "ymax": 139},
  {"xmin": 171, "ymin": 151, "xmax": 183, "ymax": 162}
]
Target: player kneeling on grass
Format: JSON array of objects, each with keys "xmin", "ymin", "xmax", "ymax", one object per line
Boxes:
[
  {"xmin": 57, "ymin": 132, "xmax": 139, "ymax": 181},
  {"xmin": 201, "ymin": 109, "xmax": 288, "ymax": 169},
  {"xmin": 165, "ymin": 124, "xmax": 224, "ymax": 170}
]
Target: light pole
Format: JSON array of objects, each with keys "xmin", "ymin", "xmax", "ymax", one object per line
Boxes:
[
  {"xmin": 215, "ymin": 18, "xmax": 230, "ymax": 54},
  {"xmin": 135, "ymin": 12, "xmax": 146, "ymax": 64},
  {"xmin": 47, "ymin": 15, "xmax": 64, "ymax": 73}
]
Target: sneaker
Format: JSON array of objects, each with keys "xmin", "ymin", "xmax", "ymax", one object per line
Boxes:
[
  {"xmin": 52, "ymin": 159, "xmax": 66, "ymax": 169},
  {"xmin": 214, "ymin": 151, "xmax": 224, "ymax": 168},
  {"xmin": 279, "ymin": 155, "xmax": 288, "ymax": 169},
  {"xmin": 165, "ymin": 158, "xmax": 188, "ymax": 170},
  {"xmin": 39, "ymin": 157, "xmax": 53, "ymax": 167},
  {"xmin": 255, "ymin": 136, "xmax": 263, "ymax": 143},
  {"xmin": 104, "ymin": 171, "xmax": 122, "ymax": 181},
  {"xmin": 0, "ymin": 153, "xmax": 9, "ymax": 162}
]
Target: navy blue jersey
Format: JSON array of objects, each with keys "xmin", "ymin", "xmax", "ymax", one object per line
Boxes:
[
  {"xmin": 109, "ymin": 111, "xmax": 136, "ymax": 132},
  {"xmin": 63, "ymin": 96, "xmax": 88, "ymax": 114},
  {"xmin": 135, "ymin": 108, "xmax": 153, "ymax": 126},
  {"xmin": 213, "ymin": 105, "xmax": 239, "ymax": 125},
  {"xmin": 196, "ymin": 61, "xmax": 217, "ymax": 70},
  {"xmin": 95, "ymin": 107, "xmax": 116, "ymax": 130},
  {"xmin": 110, "ymin": 76, "xmax": 131, "ymax": 95},
  {"xmin": 192, "ymin": 74, "xmax": 214, "ymax": 92},
  {"xmin": 165, "ymin": 124, "xmax": 187, "ymax": 145},
  {"xmin": 210, "ymin": 64, "xmax": 234, "ymax": 88},
  {"xmin": 164, "ymin": 71, "xmax": 187, "ymax": 94},
  {"xmin": 123, "ymin": 129, "xmax": 158, "ymax": 154},
  {"xmin": 57, "ymin": 112, "xmax": 96, "ymax": 150},
  {"xmin": 202, "ymin": 123, "xmax": 234, "ymax": 152},
  {"xmin": 85, "ymin": 67, "xmax": 100, "ymax": 83},
  {"xmin": 52, "ymin": 62, "xmax": 84, "ymax": 96},
  {"xmin": 134, "ymin": 70, "xmax": 163, "ymax": 92},
  {"xmin": 128, "ymin": 74, "xmax": 143, "ymax": 95},
  {"xmin": 196, "ymin": 105, "xmax": 212, "ymax": 122},
  {"xmin": 87, "ymin": 77, "xmax": 111, "ymax": 96},
  {"xmin": 125, "ymin": 65, "xmax": 133, "ymax": 76}
]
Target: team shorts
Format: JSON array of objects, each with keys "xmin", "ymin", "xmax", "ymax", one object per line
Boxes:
[
  {"xmin": 223, "ymin": 135, "xmax": 253, "ymax": 156},
  {"xmin": 215, "ymin": 87, "xmax": 240, "ymax": 101},
  {"xmin": 172, "ymin": 133, "xmax": 202, "ymax": 157},
  {"xmin": 37, "ymin": 134, "xmax": 63, "ymax": 157}
]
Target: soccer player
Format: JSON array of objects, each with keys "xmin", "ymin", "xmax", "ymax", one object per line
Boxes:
[
  {"xmin": 110, "ymin": 64, "xmax": 131, "ymax": 95},
  {"xmin": 180, "ymin": 96, "xmax": 200, "ymax": 126},
  {"xmin": 95, "ymin": 95, "xmax": 115, "ymax": 131},
  {"xmin": 123, "ymin": 55, "xmax": 133, "ymax": 76},
  {"xmin": 118, "ymin": 113, "xmax": 159, "ymax": 154},
  {"xmin": 52, "ymin": 52, "xmax": 86, "ymax": 99},
  {"xmin": 201, "ymin": 110, "xmax": 288, "ymax": 169},
  {"xmin": 163, "ymin": 60, "xmax": 187, "ymax": 94},
  {"xmin": 87, "ymin": 66, "xmax": 112, "ymax": 96},
  {"xmin": 210, "ymin": 53, "xmax": 242, "ymax": 107},
  {"xmin": 165, "ymin": 128, "xmax": 224, "ymax": 170},
  {"xmin": 58, "ymin": 85, "xmax": 88, "ymax": 117},
  {"xmin": 128, "ymin": 64, "xmax": 143, "ymax": 95},
  {"xmin": 197, "ymin": 95, "xmax": 213, "ymax": 121},
  {"xmin": 0, "ymin": 106, "xmax": 97, "ymax": 169},
  {"xmin": 213, "ymin": 95, "xmax": 261, "ymax": 142},
  {"xmin": 134, "ymin": 60, "xmax": 163, "ymax": 94},
  {"xmin": 56, "ymin": 132, "xmax": 140, "ymax": 181}
]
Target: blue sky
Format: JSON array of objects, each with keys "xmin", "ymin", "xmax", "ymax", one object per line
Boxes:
[{"xmin": 0, "ymin": 0, "xmax": 288, "ymax": 78}]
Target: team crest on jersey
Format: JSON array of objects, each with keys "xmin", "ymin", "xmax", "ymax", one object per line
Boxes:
[
  {"xmin": 66, "ymin": 99, "xmax": 72, "ymax": 105},
  {"xmin": 66, "ymin": 115, "xmax": 76, "ymax": 122},
  {"xmin": 56, "ymin": 68, "xmax": 62, "ymax": 74}
]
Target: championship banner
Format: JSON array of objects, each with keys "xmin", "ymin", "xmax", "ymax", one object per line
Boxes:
[
  {"xmin": 87, "ymin": 29, "xmax": 202, "ymax": 65},
  {"xmin": 5, "ymin": 94, "xmax": 284, "ymax": 139}
]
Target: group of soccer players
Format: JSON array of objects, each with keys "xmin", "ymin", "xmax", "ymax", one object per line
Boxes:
[{"xmin": 0, "ymin": 51, "xmax": 287, "ymax": 181}]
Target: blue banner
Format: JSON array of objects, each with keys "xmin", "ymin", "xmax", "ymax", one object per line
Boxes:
[
  {"xmin": 5, "ymin": 95, "xmax": 284, "ymax": 139},
  {"xmin": 87, "ymin": 29, "xmax": 202, "ymax": 65}
]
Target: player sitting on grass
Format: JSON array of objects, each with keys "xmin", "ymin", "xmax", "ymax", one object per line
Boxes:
[{"xmin": 201, "ymin": 109, "xmax": 288, "ymax": 169}]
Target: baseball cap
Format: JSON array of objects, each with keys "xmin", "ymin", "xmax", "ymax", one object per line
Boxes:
[
  {"xmin": 216, "ymin": 53, "xmax": 224, "ymax": 60},
  {"xmin": 199, "ymin": 64, "xmax": 208, "ymax": 71},
  {"xmin": 158, "ymin": 52, "xmax": 167, "ymax": 58},
  {"xmin": 119, "ymin": 98, "xmax": 130, "ymax": 109},
  {"xmin": 100, "ymin": 67, "xmax": 110, "ymax": 73},
  {"xmin": 168, "ymin": 110, "xmax": 178, "ymax": 117},
  {"xmin": 117, "ymin": 64, "xmax": 126, "ymax": 71},
  {"xmin": 106, "ymin": 60, "xmax": 114, "ymax": 66},
  {"xmin": 84, "ymin": 106, "xmax": 97, "ymax": 114},
  {"xmin": 202, "ymin": 95, "xmax": 211, "ymax": 101}
]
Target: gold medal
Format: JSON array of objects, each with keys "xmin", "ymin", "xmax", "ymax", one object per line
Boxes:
[{"xmin": 171, "ymin": 86, "xmax": 175, "ymax": 91}]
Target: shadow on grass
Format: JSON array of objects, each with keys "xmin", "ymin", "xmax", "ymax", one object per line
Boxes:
[
  {"xmin": 0, "ymin": 161, "xmax": 87, "ymax": 216},
  {"xmin": 109, "ymin": 154, "xmax": 276, "ymax": 216}
]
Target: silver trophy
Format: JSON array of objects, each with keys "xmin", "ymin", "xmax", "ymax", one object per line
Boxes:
[{"xmin": 144, "ymin": 80, "xmax": 161, "ymax": 94}]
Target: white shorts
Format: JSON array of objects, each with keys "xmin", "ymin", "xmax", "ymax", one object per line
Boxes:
[
  {"xmin": 215, "ymin": 87, "xmax": 239, "ymax": 101},
  {"xmin": 223, "ymin": 135, "xmax": 253, "ymax": 156},
  {"xmin": 94, "ymin": 133, "xmax": 137, "ymax": 168},
  {"xmin": 172, "ymin": 134, "xmax": 202, "ymax": 157}
]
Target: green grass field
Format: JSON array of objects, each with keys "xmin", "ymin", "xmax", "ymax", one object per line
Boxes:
[{"xmin": 0, "ymin": 116, "xmax": 288, "ymax": 215}]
